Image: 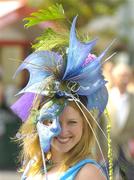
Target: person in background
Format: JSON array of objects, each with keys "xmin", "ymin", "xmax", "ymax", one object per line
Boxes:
[
  {"xmin": 0, "ymin": 68, "xmax": 20, "ymax": 170},
  {"xmin": 127, "ymin": 68, "xmax": 134, "ymax": 94},
  {"xmin": 107, "ymin": 63, "xmax": 134, "ymax": 180}
]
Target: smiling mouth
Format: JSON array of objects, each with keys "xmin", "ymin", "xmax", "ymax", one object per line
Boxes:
[{"xmin": 56, "ymin": 137, "xmax": 71, "ymax": 144}]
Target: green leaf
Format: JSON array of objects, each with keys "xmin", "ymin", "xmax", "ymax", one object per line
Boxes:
[
  {"xmin": 24, "ymin": 4, "xmax": 65, "ymax": 28},
  {"xmin": 32, "ymin": 28, "xmax": 69, "ymax": 51}
]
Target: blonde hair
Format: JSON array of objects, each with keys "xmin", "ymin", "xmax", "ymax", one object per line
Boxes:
[
  {"xmin": 17, "ymin": 99, "xmax": 96, "ymax": 175},
  {"xmin": 61, "ymin": 101, "xmax": 96, "ymax": 171}
]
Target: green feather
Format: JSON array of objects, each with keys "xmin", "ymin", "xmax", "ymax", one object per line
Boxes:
[
  {"xmin": 32, "ymin": 28, "xmax": 69, "ymax": 51},
  {"xmin": 24, "ymin": 4, "xmax": 65, "ymax": 28}
]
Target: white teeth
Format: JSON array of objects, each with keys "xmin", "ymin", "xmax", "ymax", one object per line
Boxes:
[{"xmin": 57, "ymin": 137, "xmax": 70, "ymax": 143}]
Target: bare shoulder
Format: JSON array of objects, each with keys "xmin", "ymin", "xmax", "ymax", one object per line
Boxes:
[{"xmin": 75, "ymin": 163, "xmax": 106, "ymax": 180}]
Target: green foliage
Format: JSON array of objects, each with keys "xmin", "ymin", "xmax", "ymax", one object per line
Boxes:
[
  {"xmin": 32, "ymin": 28, "xmax": 69, "ymax": 51},
  {"xmin": 24, "ymin": 4, "xmax": 65, "ymax": 28},
  {"xmin": 23, "ymin": 3, "xmax": 69, "ymax": 51},
  {"xmin": 27, "ymin": 0, "xmax": 126, "ymax": 27},
  {"xmin": 24, "ymin": 1, "xmax": 125, "ymax": 51}
]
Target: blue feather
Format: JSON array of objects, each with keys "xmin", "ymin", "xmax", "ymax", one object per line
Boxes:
[
  {"xmin": 63, "ymin": 16, "xmax": 97, "ymax": 80},
  {"xmin": 13, "ymin": 51, "xmax": 63, "ymax": 94}
]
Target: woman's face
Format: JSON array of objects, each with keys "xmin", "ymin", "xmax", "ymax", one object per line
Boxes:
[{"xmin": 51, "ymin": 104, "xmax": 83, "ymax": 153}]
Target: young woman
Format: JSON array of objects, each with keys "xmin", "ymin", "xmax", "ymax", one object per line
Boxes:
[
  {"xmin": 17, "ymin": 99, "xmax": 106, "ymax": 180},
  {"xmin": 11, "ymin": 6, "xmax": 112, "ymax": 179}
]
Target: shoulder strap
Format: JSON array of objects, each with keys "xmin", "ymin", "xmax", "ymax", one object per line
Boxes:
[{"xmin": 60, "ymin": 159, "xmax": 104, "ymax": 180}]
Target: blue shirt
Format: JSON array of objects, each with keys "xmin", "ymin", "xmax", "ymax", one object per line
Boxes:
[{"xmin": 59, "ymin": 159, "xmax": 107, "ymax": 180}]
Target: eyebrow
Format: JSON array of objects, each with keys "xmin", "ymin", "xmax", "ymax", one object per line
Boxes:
[
  {"xmin": 66, "ymin": 118, "xmax": 79, "ymax": 121},
  {"xmin": 60, "ymin": 118, "xmax": 77, "ymax": 122}
]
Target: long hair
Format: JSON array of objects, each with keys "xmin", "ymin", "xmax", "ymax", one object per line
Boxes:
[
  {"xmin": 17, "ymin": 109, "xmax": 42, "ymax": 175},
  {"xmin": 60, "ymin": 100, "xmax": 96, "ymax": 171},
  {"xmin": 17, "ymin": 97, "xmax": 96, "ymax": 176}
]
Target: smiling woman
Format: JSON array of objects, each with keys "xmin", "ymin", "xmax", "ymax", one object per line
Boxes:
[
  {"xmin": 17, "ymin": 99, "xmax": 106, "ymax": 180},
  {"xmin": 10, "ymin": 4, "xmax": 112, "ymax": 180}
]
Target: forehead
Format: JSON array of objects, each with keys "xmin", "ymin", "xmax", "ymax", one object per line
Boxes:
[{"xmin": 60, "ymin": 104, "xmax": 82, "ymax": 119}]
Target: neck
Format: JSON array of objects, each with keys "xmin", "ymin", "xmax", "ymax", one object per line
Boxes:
[{"xmin": 51, "ymin": 148, "xmax": 65, "ymax": 165}]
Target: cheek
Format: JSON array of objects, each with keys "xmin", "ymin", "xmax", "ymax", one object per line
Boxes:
[
  {"xmin": 78, "ymin": 127, "xmax": 83, "ymax": 138},
  {"xmin": 73, "ymin": 125, "xmax": 83, "ymax": 140}
]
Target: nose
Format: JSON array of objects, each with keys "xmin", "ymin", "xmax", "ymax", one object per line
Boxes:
[
  {"xmin": 51, "ymin": 119, "xmax": 61, "ymax": 135},
  {"xmin": 59, "ymin": 122, "xmax": 68, "ymax": 136}
]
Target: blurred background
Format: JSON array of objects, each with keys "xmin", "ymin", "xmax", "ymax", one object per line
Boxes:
[{"xmin": 0, "ymin": 0, "xmax": 134, "ymax": 179}]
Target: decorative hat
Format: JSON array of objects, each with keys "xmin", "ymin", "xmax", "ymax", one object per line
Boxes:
[{"xmin": 11, "ymin": 16, "xmax": 109, "ymax": 121}]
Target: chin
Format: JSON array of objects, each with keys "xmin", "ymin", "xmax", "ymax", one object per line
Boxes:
[{"xmin": 51, "ymin": 138, "xmax": 74, "ymax": 153}]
